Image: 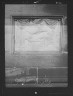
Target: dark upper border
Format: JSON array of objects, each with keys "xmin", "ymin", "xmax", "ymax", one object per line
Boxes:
[{"xmin": 12, "ymin": 16, "xmax": 64, "ymax": 20}]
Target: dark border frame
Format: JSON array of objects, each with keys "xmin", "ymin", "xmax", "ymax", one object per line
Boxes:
[{"xmin": 3, "ymin": 3, "xmax": 72, "ymax": 96}]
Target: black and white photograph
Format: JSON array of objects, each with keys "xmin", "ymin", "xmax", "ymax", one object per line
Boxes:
[{"xmin": 5, "ymin": 3, "xmax": 68, "ymax": 88}]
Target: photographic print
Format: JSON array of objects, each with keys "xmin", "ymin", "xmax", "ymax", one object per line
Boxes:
[{"xmin": 5, "ymin": 4, "xmax": 68, "ymax": 87}]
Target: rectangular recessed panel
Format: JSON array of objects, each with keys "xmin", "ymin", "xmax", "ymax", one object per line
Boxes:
[{"xmin": 14, "ymin": 19, "xmax": 61, "ymax": 52}]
